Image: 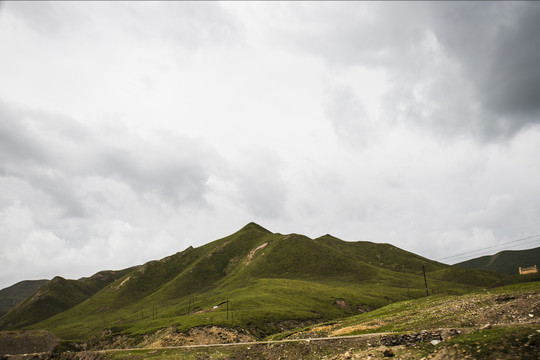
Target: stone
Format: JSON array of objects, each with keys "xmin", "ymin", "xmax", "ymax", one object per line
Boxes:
[{"xmin": 383, "ymin": 348, "xmax": 395, "ymax": 357}]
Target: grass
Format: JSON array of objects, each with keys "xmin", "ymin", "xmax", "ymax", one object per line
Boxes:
[
  {"xmin": 271, "ymin": 281, "xmax": 540, "ymax": 339},
  {"xmin": 0, "ymin": 269, "xmax": 132, "ymax": 330},
  {"xmin": 0, "ymin": 280, "xmax": 48, "ymax": 317},
  {"xmin": 5, "ymin": 222, "xmax": 511, "ymax": 342}
]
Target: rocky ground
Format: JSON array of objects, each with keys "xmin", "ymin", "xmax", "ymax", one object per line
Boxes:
[
  {"xmin": 2, "ymin": 325, "xmax": 539, "ymax": 359},
  {"xmin": 0, "ymin": 330, "xmax": 58, "ymax": 357}
]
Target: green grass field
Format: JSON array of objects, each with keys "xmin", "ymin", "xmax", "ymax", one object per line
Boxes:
[{"xmin": 1, "ymin": 223, "xmax": 514, "ymax": 343}]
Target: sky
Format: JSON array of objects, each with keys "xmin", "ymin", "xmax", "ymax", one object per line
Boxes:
[{"xmin": 1, "ymin": 1, "xmax": 539, "ymax": 289}]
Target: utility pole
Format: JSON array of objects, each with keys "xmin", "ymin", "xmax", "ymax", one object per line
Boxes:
[
  {"xmin": 422, "ymin": 264, "xmax": 429, "ymax": 296},
  {"xmin": 226, "ymin": 298, "xmax": 229, "ymax": 320}
]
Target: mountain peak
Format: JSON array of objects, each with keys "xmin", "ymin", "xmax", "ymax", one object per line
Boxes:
[
  {"xmin": 240, "ymin": 222, "xmax": 271, "ymax": 233},
  {"xmin": 316, "ymin": 234, "xmax": 341, "ymax": 241}
]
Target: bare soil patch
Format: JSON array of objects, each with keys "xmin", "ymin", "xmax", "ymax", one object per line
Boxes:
[{"xmin": 0, "ymin": 330, "xmax": 59, "ymax": 356}]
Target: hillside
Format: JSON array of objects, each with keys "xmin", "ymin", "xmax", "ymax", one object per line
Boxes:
[
  {"xmin": 0, "ymin": 222, "xmax": 504, "ymax": 343},
  {"xmin": 0, "ymin": 269, "xmax": 132, "ymax": 330},
  {"xmin": 455, "ymin": 246, "xmax": 540, "ymax": 275},
  {"xmin": 0, "ymin": 280, "xmax": 48, "ymax": 317},
  {"xmin": 6, "ymin": 282, "xmax": 537, "ymax": 359}
]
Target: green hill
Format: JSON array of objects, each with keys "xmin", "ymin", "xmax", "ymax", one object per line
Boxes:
[
  {"xmin": 0, "ymin": 269, "xmax": 132, "ymax": 330},
  {"xmin": 0, "ymin": 280, "xmax": 49, "ymax": 317},
  {"xmin": 455, "ymin": 246, "xmax": 540, "ymax": 275},
  {"xmin": 1, "ymin": 223, "xmax": 507, "ymax": 341}
]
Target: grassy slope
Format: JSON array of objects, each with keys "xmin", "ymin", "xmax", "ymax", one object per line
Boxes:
[
  {"xmin": 26, "ymin": 223, "xmax": 507, "ymax": 340},
  {"xmin": 102, "ymin": 281, "xmax": 540, "ymax": 360},
  {"xmin": 269, "ymin": 281, "xmax": 540, "ymax": 339},
  {"xmin": 0, "ymin": 269, "xmax": 132, "ymax": 330},
  {"xmin": 455, "ymin": 246, "xmax": 540, "ymax": 275},
  {"xmin": 0, "ymin": 280, "xmax": 49, "ymax": 318}
]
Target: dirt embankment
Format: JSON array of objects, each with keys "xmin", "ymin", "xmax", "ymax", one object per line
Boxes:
[
  {"xmin": 0, "ymin": 330, "xmax": 59, "ymax": 356},
  {"xmin": 139, "ymin": 325, "xmax": 255, "ymax": 348},
  {"xmin": 85, "ymin": 325, "xmax": 255, "ymax": 350}
]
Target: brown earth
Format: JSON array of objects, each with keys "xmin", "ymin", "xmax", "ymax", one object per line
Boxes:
[
  {"xmin": 84, "ymin": 325, "xmax": 256, "ymax": 351},
  {"xmin": 139, "ymin": 325, "xmax": 255, "ymax": 348},
  {"xmin": 3, "ymin": 325, "xmax": 539, "ymax": 359},
  {"xmin": 0, "ymin": 330, "xmax": 59, "ymax": 356}
]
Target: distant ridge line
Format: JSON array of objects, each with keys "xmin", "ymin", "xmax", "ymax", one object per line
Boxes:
[{"xmin": 439, "ymin": 233, "xmax": 540, "ymax": 261}]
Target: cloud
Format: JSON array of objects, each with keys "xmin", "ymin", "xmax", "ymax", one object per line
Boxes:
[
  {"xmin": 0, "ymin": 99, "xmax": 228, "ymax": 287},
  {"xmin": 1, "ymin": 2, "xmax": 539, "ymax": 289},
  {"xmin": 426, "ymin": 2, "xmax": 540, "ymax": 138},
  {"xmin": 96, "ymin": 132, "xmax": 218, "ymax": 207},
  {"xmin": 0, "ymin": 201, "xmax": 180, "ymax": 287},
  {"xmin": 2, "ymin": 1, "xmax": 243, "ymax": 49},
  {"xmin": 268, "ymin": 2, "xmax": 425, "ymax": 69},
  {"xmin": 0, "ymin": 100, "xmax": 220, "ymax": 215},
  {"xmin": 324, "ymin": 84, "xmax": 373, "ymax": 146},
  {"xmin": 232, "ymin": 148, "xmax": 288, "ymax": 219},
  {"xmin": 127, "ymin": 2, "xmax": 244, "ymax": 49},
  {"xmin": 1, "ymin": 1, "xmax": 69, "ymax": 34},
  {"xmin": 270, "ymin": 2, "xmax": 540, "ymax": 141}
]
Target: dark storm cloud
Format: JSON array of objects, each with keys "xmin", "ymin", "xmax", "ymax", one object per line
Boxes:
[
  {"xmin": 426, "ymin": 2, "xmax": 540, "ymax": 138},
  {"xmin": 277, "ymin": 2, "xmax": 540, "ymax": 140},
  {"xmin": 0, "ymin": 100, "xmax": 219, "ymax": 216}
]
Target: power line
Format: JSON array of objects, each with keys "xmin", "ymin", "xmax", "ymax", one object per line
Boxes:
[
  {"xmin": 441, "ymin": 236, "xmax": 540, "ymax": 262},
  {"xmin": 438, "ymin": 233, "xmax": 540, "ymax": 261}
]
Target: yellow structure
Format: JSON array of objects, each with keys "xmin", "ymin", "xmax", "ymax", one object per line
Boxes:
[{"xmin": 519, "ymin": 265, "xmax": 538, "ymax": 275}]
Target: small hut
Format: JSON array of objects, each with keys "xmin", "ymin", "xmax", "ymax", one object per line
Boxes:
[{"xmin": 518, "ymin": 265, "xmax": 538, "ymax": 275}]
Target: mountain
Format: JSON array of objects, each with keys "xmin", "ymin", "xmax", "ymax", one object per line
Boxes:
[
  {"xmin": 1, "ymin": 223, "xmax": 505, "ymax": 340},
  {"xmin": 0, "ymin": 280, "xmax": 49, "ymax": 317},
  {"xmin": 454, "ymin": 246, "xmax": 540, "ymax": 275},
  {"xmin": 0, "ymin": 269, "xmax": 132, "ymax": 330}
]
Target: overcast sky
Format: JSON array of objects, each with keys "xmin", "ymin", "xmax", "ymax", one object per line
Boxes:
[{"xmin": 1, "ymin": 2, "xmax": 539, "ymax": 289}]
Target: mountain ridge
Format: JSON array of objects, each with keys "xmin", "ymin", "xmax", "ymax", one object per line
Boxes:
[
  {"xmin": 0, "ymin": 223, "xmax": 506, "ymax": 340},
  {"xmin": 0, "ymin": 280, "xmax": 49, "ymax": 318},
  {"xmin": 455, "ymin": 246, "xmax": 540, "ymax": 275},
  {"xmin": 0, "ymin": 269, "xmax": 133, "ymax": 330}
]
